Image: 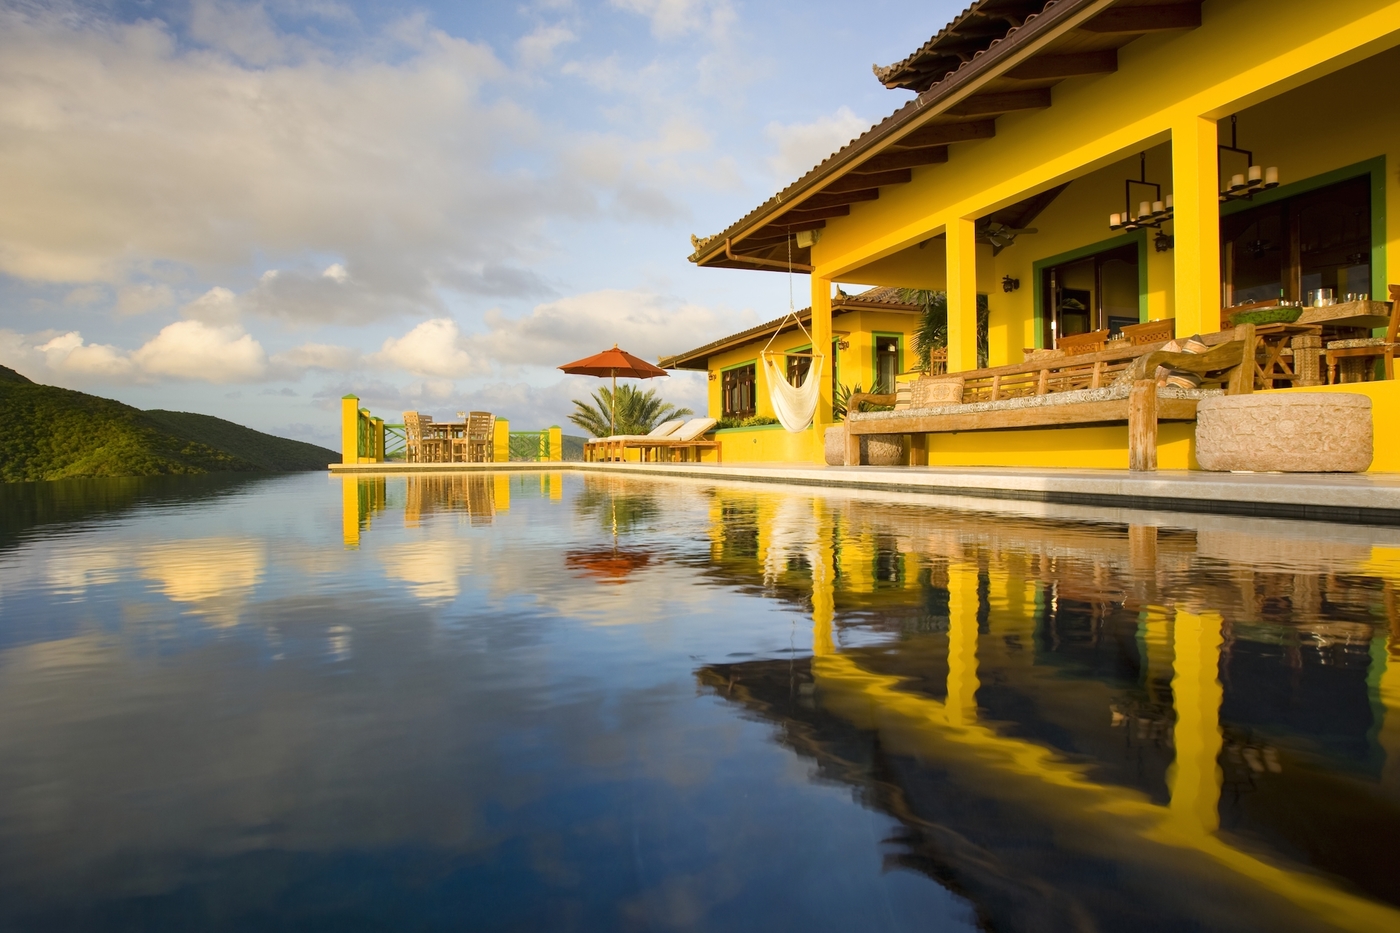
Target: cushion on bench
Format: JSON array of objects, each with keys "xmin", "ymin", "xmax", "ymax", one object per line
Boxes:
[{"xmin": 850, "ymin": 381, "xmax": 1222, "ymax": 425}]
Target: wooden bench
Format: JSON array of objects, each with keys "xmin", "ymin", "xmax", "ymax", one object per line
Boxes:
[{"xmin": 845, "ymin": 328, "xmax": 1253, "ymax": 472}]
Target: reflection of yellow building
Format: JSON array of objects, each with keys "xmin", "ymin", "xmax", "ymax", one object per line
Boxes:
[
  {"xmin": 684, "ymin": 0, "xmax": 1400, "ymax": 467},
  {"xmin": 699, "ymin": 485, "xmax": 1400, "ymax": 928}
]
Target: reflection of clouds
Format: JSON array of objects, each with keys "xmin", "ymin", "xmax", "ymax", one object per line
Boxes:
[
  {"xmin": 44, "ymin": 546, "xmax": 128, "ymax": 594},
  {"xmin": 139, "ymin": 538, "xmax": 265, "ymax": 626},
  {"xmin": 379, "ymin": 541, "xmax": 471, "ymax": 601}
]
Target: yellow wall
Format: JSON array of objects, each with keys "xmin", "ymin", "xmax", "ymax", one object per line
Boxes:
[
  {"xmin": 922, "ymin": 423, "xmax": 1197, "ymax": 470},
  {"xmin": 713, "ymin": 424, "xmax": 823, "ymax": 464}
]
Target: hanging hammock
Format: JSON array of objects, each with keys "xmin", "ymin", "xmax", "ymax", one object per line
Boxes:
[{"xmin": 758, "ymin": 231, "xmax": 826, "ymax": 433}]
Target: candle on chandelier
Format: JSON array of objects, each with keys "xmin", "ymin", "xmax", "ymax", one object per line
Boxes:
[
  {"xmin": 1152, "ymin": 200, "xmax": 1164, "ymax": 214},
  {"xmin": 1164, "ymin": 194, "xmax": 1173, "ymax": 209},
  {"xmin": 1138, "ymin": 201, "xmax": 1151, "ymax": 218},
  {"xmin": 1110, "ymin": 213, "xmax": 1121, "ymax": 227},
  {"xmin": 1230, "ymin": 173, "xmax": 1246, "ymax": 190},
  {"xmin": 1265, "ymin": 166, "xmax": 1279, "ymax": 185},
  {"xmin": 1248, "ymin": 165, "xmax": 1262, "ymax": 183}
]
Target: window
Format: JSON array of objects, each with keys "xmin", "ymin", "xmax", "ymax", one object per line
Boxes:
[
  {"xmin": 1222, "ymin": 176, "xmax": 1370, "ymax": 307},
  {"xmin": 874, "ymin": 336, "xmax": 901, "ymax": 394},
  {"xmin": 722, "ymin": 364, "xmax": 756, "ymax": 418},
  {"xmin": 787, "ymin": 352, "xmax": 811, "ymax": 387},
  {"xmin": 1040, "ymin": 243, "xmax": 1140, "ymax": 346}
]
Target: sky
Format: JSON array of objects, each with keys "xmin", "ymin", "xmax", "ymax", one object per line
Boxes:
[{"xmin": 0, "ymin": 0, "xmax": 967, "ymax": 447}]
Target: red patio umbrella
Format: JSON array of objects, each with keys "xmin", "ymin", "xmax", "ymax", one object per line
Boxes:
[{"xmin": 559, "ymin": 345, "xmax": 669, "ymax": 436}]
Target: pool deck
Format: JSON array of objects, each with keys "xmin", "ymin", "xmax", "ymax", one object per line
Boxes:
[{"xmin": 328, "ymin": 460, "xmax": 1400, "ymax": 525}]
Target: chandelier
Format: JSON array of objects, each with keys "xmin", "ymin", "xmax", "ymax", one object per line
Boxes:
[
  {"xmin": 1217, "ymin": 114, "xmax": 1278, "ymax": 202},
  {"xmin": 1108, "ymin": 152, "xmax": 1171, "ymax": 232}
]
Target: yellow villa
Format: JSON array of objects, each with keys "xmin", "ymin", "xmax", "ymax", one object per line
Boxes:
[{"xmin": 681, "ymin": 0, "xmax": 1400, "ymax": 470}]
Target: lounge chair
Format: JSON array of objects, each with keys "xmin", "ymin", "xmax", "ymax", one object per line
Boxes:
[
  {"xmin": 585, "ymin": 419, "xmax": 685, "ymax": 462},
  {"xmin": 640, "ymin": 418, "xmax": 721, "ymax": 463}
]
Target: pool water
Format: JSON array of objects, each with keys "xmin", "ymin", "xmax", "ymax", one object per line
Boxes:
[{"xmin": 0, "ymin": 471, "xmax": 1396, "ymax": 931}]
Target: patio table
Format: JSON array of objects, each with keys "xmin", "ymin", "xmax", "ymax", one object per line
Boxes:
[{"xmin": 1250, "ymin": 322, "xmax": 1323, "ymax": 388}]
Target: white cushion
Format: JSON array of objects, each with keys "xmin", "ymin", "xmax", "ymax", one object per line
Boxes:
[
  {"xmin": 648, "ymin": 419, "xmax": 685, "ymax": 437},
  {"xmin": 671, "ymin": 417, "xmax": 718, "ymax": 442}
]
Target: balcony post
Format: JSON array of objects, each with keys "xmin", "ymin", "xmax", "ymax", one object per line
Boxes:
[
  {"xmin": 1172, "ymin": 115, "xmax": 1222, "ymax": 337},
  {"xmin": 947, "ymin": 217, "xmax": 979, "ymax": 372}
]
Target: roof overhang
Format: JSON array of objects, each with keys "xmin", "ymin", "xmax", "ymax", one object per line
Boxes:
[{"xmin": 689, "ymin": 0, "xmax": 1203, "ymax": 273}]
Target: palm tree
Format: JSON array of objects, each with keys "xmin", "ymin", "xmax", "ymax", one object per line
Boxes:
[
  {"xmin": 569, "ymin": 384, "xmax": 693, "ymax": 437},
  {"xmin": 901, "ymin": 289, "xmax": 992, "ymax": 371}
]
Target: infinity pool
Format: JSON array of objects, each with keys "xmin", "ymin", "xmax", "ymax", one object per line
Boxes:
[{"xmin": 0, "ymin": 471, "xmax": 1396, "ymax": 931}]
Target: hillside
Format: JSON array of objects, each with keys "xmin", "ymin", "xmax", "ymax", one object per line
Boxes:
[{"xmin": 0, "ymin": 365, "xmax": 336, "ymax": 482}]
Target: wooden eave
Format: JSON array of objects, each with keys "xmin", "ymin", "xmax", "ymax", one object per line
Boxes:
[
  {"xmin": 659, "ymin": 293, "xmax": 921, "ymax": 371},
  {"xmin": 690, "ymin": 0, "xmax": 1202, "ymax": 274}
]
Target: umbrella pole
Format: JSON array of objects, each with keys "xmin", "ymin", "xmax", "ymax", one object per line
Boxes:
[{"xmin": 610, "ymin": 370, "xmax": 616, "ymax": 437}]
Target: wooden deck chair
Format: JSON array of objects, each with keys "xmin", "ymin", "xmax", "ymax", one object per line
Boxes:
[{"xmin": 1325, "ymin": 285, "xmax": 1400, "ymax": 383}]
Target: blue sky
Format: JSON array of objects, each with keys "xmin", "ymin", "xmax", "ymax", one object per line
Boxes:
[{"xmin": 0, "ymin": 0, "xmax": 966, "ymax": 445}]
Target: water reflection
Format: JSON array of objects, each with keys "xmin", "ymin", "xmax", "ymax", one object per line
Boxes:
[
  {"xmin": 0, "ymin": 473, "xmax": 1397, "ymax": 929},
  {"xmin": 695, "ymin": 488, "xmax": 1400, "ymax": 931}
]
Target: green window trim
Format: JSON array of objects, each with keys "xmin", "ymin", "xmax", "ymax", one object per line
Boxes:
[{"xmin": 1031, "ymin": 230, "xmax": 1148, "ymax": 349}]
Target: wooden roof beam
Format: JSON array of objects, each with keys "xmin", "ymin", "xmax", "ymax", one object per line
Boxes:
[
  {"xmin": 854, "ymin": 146, "xmax": 948, "ymax": 173},
  {"xmin": 948, "ymin": 88, "xmax": 1052, "ymax": 117},
  {"xmin": 746, "ymin": 218, "xmax": 830, "ymax": 242},
  {"xmin": 1006, "ymin": 50, "xmax": 1117, "ymax": 81},
  {"xmin": 797, "ymin": 188, "xmax": 881, "ymax": 211},
  {"xmin": 824, "ymin": 168, "xmax": 912, "ymax": 192},
  {"xmin": 1080, "ymin": 3, "xmax": 1201, "ymax": 34},
  {"xmin": 896, "ymin": 119, "xmax": 996, "ymax": 149},
  {"xmin": 775, "ymin": 204, "xmax": 851, "ymax": 222}
]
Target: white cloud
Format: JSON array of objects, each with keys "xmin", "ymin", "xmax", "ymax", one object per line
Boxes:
[
  {"xmin": 0, "ymin": 4, "xmax": 563, "ymax": 320},
  {"xmin": 116, "ymin": 283, "xmax": 175, "ymax": 316},
  {"xmin": 271, "ymin": 342, "xmax": 361, "ymax": 373},
  {"xmin": 516, "ymin": 23, "xmax": 576, "ymax": 69},
  {"xmin": 609, "ymin": 0, "xmax": 735, "ymax": 40},
  {"xmin": 373, "ymin": 318, "xmax": 479, "ymax": 379},
  {"xmin": 37, "ymin": 332, "xmax": 137, "ymax": 380},
  {"xmin": 765, "ymin": 106, "xmax": 870, "ymax": 180},
  {"xmin": 131, "ymin": 320, "xmax": 269, "ymax": 383}
]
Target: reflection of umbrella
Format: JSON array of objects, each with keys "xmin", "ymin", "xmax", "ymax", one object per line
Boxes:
[
  {"xmin": 564, "ymin": 547, "xmax": 653, "ymax": 585},
  {"xmin": 559, "ymin": 345, "xmax": 668, "ymax": 437}
]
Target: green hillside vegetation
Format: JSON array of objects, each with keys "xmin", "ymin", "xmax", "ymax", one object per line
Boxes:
[{"xmin": 0, "ymin": 365, "xmax": 337, "ymax": 482}]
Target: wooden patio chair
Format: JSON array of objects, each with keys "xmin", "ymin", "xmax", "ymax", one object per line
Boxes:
[
  {"xmin": 1121, "ymin": 318, "xmax": 1176, "ymax": 346},
  {"xmin": 1325, "ymin": 285, "xmax": 1399, "ymax": 383},
  {"xmin": 461, "ymin": 412, "xmax": 495, "ymax": 462},
  {"xmin": 1056, "ymin": 328, "xmax": 1111, "ymax": 355},
  {"xmin": 404, "ymin": 411, "xmax": 447, "ymax": 463}
]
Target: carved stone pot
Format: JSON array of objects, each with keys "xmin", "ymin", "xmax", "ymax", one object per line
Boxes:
[
  {"xmin": 1195, "ymin": 392, "xmax": 1372, "ymax": 472},
  {"xmin": 824, "ymin": 426, "xmax": 906, "ymax": 466}
]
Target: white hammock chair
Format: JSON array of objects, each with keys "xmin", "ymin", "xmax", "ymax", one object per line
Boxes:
[{"xmin": 759, "ymin": 235, "xmax": 825, "ymax": 433}]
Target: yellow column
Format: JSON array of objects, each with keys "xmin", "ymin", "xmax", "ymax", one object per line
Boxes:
[
  {"xmin": 1167, "ymin": 608, "xmax": 1225, "ymax": 833},
  {"xmin": 946, "ymin": 217, "xmax": 979, "ymax": 373},
  {"xmin": 548, "ymin": 426, "xmax": 563, "ymax": 462},
  {"xmin": 493, "ymin": 418, "xmax": 510, "ymax": 462},
  {"xmin": 340, "ymin": 395, "xmax": 360, "ymax": 464},
  {"xmin": 810, "ymin": 276, "xmax": 833, "ymax": 429},
  {"xmin": 946, "ymin": 561, "xmax": 980, "ymax": 726},
  {"xmin": 1171, "ymin": 115, "xmax": 1221, "ymax": 337}
]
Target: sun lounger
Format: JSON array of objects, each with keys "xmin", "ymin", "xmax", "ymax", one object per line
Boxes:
[
  {"xmin": 638, "ymin": 418, "xmax": 721, "ymax": 463},
  {"xmin": 585, "ymin": 419, "xmax": 685, "ymax": 462}
]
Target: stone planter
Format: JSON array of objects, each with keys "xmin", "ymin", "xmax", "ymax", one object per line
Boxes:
[
  {"xmin": 823, "ymin": 426, "xmax": 847, "ymax": 466},
  {"xmin": 1195, "ymin": 393, "xmax": 1372, "ymax": 472},
  {"xmin": 865, "ymin": 433, "xmax": 906, "ymax": 467},
  {"xmin": 824, "ymin": 425, "xmax": 906, "ymax": 466}
]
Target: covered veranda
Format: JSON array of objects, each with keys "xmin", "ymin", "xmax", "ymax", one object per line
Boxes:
[{"xmin": 688, "ymin": 0, "xmax": 1400, "ymax": 471}]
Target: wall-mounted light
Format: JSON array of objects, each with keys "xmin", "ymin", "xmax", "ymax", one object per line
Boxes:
[
  {"xmin": 1002, "ymin": 275, "xmax": 1020, "ymax": 293},
  {"xmin": 708, "ymin": 371, "xmax": 717, "ymax": 381},
  {"xmin": 795, "ymin": 228, "xmax": 821, "ymax": 249},
  {"xmin": 836, "ymin": 339, "xmax": 850, "ymax": 351},
  {"xmin": 1154, "ymin": 231, "xmax": 1174, "ymax": 252}
]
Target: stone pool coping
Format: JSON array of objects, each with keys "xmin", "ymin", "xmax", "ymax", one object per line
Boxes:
[{"xmin": 328, "ymin": 460, "xmax": 1400, "ymax": 526}]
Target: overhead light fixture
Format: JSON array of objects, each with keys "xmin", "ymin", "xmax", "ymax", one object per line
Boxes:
[
  {"xmin": 1002, "ymin": 275, "xmax": 1020, "ymax": 293},
  {"xmin": 795, "ymin": 229, "xmax": 821, "ymax": 249},
  {"xmin": 1217, "ymin": 114, "xmax": 1278, "ymax": 202},
  {"xmin": 1109, "ymin": 151, "xmax": 1172, "ymax": 232}
]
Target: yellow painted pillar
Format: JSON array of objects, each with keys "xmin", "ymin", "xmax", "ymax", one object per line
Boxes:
[
  {"xmin": 1171, "ymin": 115, "xmax": 1222, "ymax": 337},
  {"xmin": 548, "ymin": 426, "xmax": 563, "ymax": 462},
  {"xmin": 493, "ymin": 418, "xmax": 510, "ymax": 462},
  {"xmin": 810, "ymin": 276, "xmax": 834, "ymax": 429},
  {"xmin": 340, "ymin": 475, "xmax": 360, "ymax": 548},
  {"xmin": 340, "ymin": 395, "xmax": 360, "ymax": 464},
  {"xmin": 946, "ymin": 217, "xmax": 979, "ymax": 372},
  {"xmin": 1167, "ymin": 608, "xmax": 1224, "ymax": 834},
  {"xmin": 372, "ymin": 417, "xmax": 385, "ymax": 462},
  {"xmin": 946, "ymin": 562, "xmax": 980, "ymax": 726}
]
